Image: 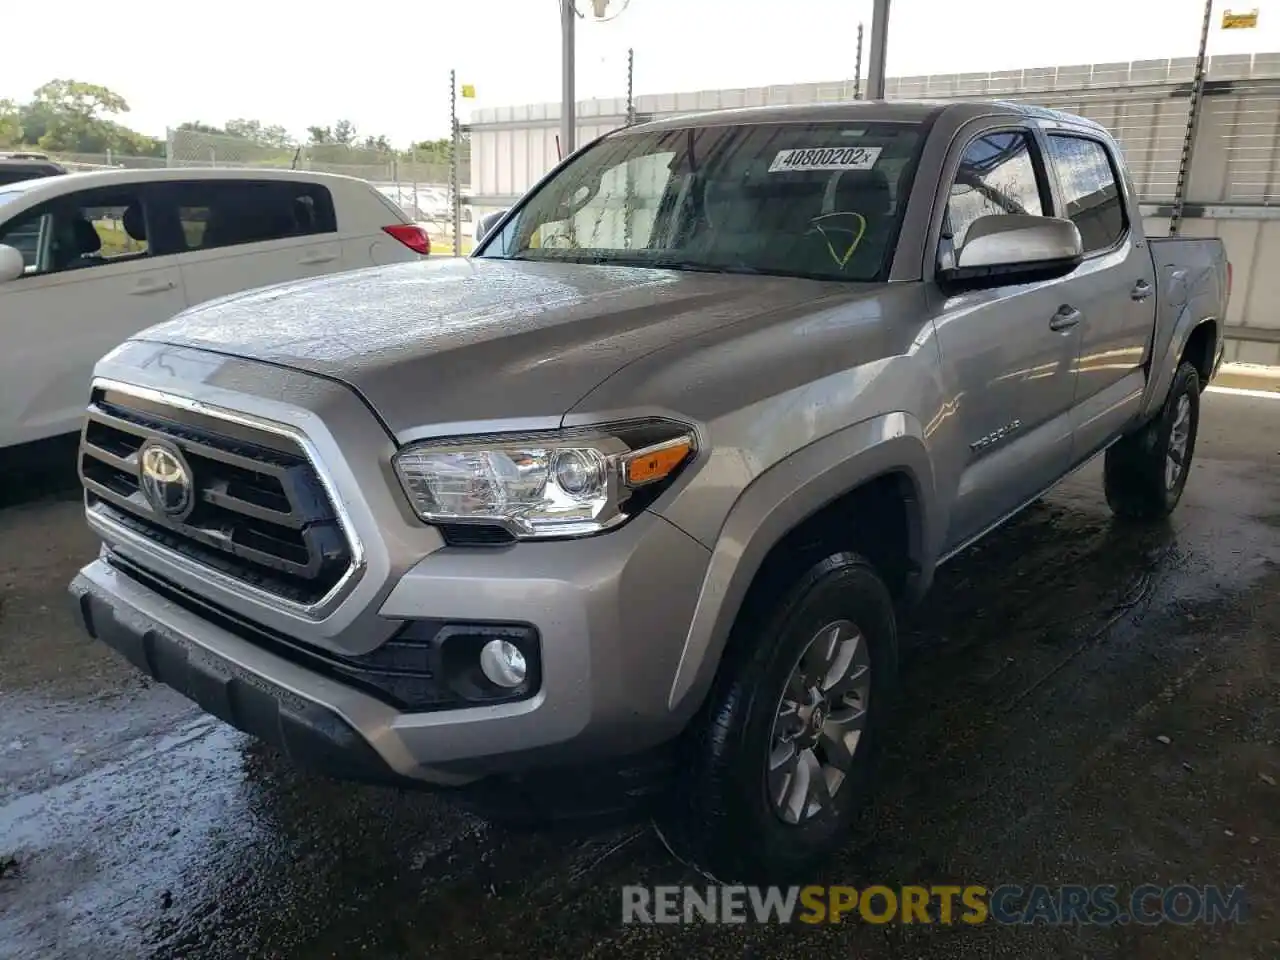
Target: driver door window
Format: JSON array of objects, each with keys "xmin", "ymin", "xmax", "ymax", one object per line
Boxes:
[
  {"xmin": 943, "ymin": 131, "xmax": 1047, "ymax": 252},
  {"xmin": 0, "ymin": 210, "xmax": 53, "ymax": 273},
  {"xmin": 0, "ymin": 189, "xmax": 151, "ymax": 278}
]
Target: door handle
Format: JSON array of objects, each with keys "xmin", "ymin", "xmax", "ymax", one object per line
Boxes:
[
  {"xmin": 130, "ymin": 279, "xmax": 176, "ymax": 296},
  {"xmin": 298, "ymin": 253, "xmax": 337, "ymax": 265},
  {"xmin": 1049, "ymin": 305, "xmax": 1082, "ymax": 332},
  {"xmin": 1131, "ymin": 279, "xmax": 1153, "ymax": 301}
]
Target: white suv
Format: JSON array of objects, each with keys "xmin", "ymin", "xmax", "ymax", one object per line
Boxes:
[{"xmin": 0, "ymin": 167, "xmax": 431, "ymax": 449}]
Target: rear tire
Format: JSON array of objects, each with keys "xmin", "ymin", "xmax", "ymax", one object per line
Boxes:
[
  {"xmin": 658, "ymin": 552, "xmax": 897, "ymax": 882},
  {"xmin": 1104, "ymin": 361, "xmax": 1201, "ymax": 521}
]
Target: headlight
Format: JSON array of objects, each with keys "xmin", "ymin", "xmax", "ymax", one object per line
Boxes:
[{"xmin": 393, "ymin": 422, "xmax": 697, "ymax": 539}]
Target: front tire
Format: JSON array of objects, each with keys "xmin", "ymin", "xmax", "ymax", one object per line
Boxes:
[
  {"xmin": 659, "ymin": 553, "xmax": 897, "ymax": 882},
  {"xmin": 1104, "ymin": 360, "xmax": 1201, "ymax": 521}
]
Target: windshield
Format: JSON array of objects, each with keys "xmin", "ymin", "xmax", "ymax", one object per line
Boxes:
[{"xmin": 478, "ymin": 120, "xmax": 924, "ymax": 282}]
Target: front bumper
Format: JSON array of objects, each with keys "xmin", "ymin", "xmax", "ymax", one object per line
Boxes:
[
  {"xmin": 71, "ymin": 510, "xmax": 712, "ymax": 786},
  {"xmin": 72, "ymin": 562, "xmax": 420, "ymax": 786}
]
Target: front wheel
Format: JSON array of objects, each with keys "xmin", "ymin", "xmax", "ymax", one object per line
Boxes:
[
  {"xmin": 1104, "ymin": 360, "xmax": 1202, "ymax": 521},
  {"xmin": 658, "ymin": 553, "xmax": 897, "ymax": 882}
]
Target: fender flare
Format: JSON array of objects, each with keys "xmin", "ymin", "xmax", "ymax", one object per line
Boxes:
[
  {"xmin": 1141, "ymin": 296, "xmax": 1221, "ymax": 421},
  {"xmin": 664, "ymin": 411, "xmax": 938, "ymax": 714}
]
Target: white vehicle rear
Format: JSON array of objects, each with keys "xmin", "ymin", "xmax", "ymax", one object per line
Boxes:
[{"xmin": 0, "ymin": 167, "xmax": 430, "ymax": 449}]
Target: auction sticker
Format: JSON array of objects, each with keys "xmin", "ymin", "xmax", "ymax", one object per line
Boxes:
[{"xmin": 768, "ymin": 146, "xmax": 882, "ymax": 172}]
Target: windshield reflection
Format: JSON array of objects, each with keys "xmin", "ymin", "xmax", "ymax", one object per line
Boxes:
[{"xmin": 478, "ymin": 120, "xmax": 925, "ymax": 283}]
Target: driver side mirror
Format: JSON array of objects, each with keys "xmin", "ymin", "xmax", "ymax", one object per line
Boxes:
[
  {"xmin": 939, "ymin": 214, "xmax": 1083, "ymax": 286},
  {"xmin": 0, "ymin": 244, "xmax": 24, "ymax": 284},
  {"xmin": 475, "ymin": 209, "xmax": 508, "ymax": 245}
]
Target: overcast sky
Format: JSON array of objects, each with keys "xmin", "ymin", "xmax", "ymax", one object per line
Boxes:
[{"xmin": 4, "ymin": 0, "xmax": 1277, "ymax": 146}]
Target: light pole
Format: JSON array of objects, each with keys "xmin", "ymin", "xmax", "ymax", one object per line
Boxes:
[
  {"xmin": 560, "ymin": 0, "xmax": 576, "ymax": 157},
  {"xmin": 866, "ymin": 0, "xmax": 891, "ymax": 99}
]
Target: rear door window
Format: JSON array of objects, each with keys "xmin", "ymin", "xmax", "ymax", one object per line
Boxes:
[
  {"xmin": 1045, "ymin": 135, "xmax": 1127, "ymax": 253},
  {"xmin": 168, "ymin": 180, "xmax": 337, "ymax": 252}
]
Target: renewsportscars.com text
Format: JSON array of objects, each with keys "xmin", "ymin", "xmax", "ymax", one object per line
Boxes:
[{"xmin": 621, "ymin": 884, "xmax": 1247, "ymax": 926}]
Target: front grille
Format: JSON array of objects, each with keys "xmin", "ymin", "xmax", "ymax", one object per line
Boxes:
[{"xmin": 80, "ymin": 387, "xmax": 353, "ymax": 606}]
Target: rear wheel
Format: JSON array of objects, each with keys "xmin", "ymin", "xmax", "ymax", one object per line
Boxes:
[
  {"xmin": 1104, "ymin": 360, "xmax": 1201, "ymax": 521},
  {"xmin": 658, "ymin": 552, "xmax": 896, "ymax": 882}
]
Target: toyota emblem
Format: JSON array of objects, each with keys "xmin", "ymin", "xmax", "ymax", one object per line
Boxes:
[{"xmin": 138, "ymin": 441, "xmax": 194, "ymax": 520}]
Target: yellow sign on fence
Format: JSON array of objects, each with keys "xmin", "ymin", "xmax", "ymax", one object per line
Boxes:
[
  {"xmin": 1222, "ymin": 8, "xmax": 1259, "ymax": 28},
  {"xmin": 461, "ymin": 84, "xmax": 477, "ymax": 98}
]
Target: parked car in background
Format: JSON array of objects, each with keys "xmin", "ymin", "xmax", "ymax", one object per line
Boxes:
[
  {"xmin": 0, "ymin": 152, "xmax": 67, "ymax": 186},
  {"xmin": 0, "ymin": 167, "xmax": 431, "ymax": 449},
  {"xmin": 70, "ymin": 101, "xmax": 1227, "ymax": 881}
]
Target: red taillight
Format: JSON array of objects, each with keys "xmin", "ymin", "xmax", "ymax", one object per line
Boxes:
[
  {"xmin": 1226, "ymin": 261, "xmax": 1233, "ymax": 300},
  {"xmin": 383, "ymin": 223, "xmax": 431, "ymax": 256}
]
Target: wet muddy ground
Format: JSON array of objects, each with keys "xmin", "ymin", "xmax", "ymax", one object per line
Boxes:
[{"xmin": 1, "ymin": 390, "xmax": 1277, "ymax": 960}]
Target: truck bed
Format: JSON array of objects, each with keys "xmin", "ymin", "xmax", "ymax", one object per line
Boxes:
[{"xmin": 1146, "ymin": 235, "xmax": 1229, "ymax": 393}]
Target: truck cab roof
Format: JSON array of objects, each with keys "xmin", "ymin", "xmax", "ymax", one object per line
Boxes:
[{"xmin": 626, "ymin": 98, "xmax": 1109, "ymax": 138}]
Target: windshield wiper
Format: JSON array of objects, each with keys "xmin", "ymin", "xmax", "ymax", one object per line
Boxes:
[
  {"xmin": 648, "ymin": 259, "xmax": 842, "ymax": 281},
  {"xmin": 592, "ymin": 255, "xmax": 773, "ymax": 276},
  {"xmin": 501, "ymin": 252, "xmax": 836, "ymax": 281},
  {"xmin": 649, "ymin": 258, "xmax": 763, "ymax": 275}
]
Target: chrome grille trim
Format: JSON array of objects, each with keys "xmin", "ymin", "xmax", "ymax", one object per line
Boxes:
[{"xmin": 80, "ymin": 378, "xmax": 366, "ymax": 617}]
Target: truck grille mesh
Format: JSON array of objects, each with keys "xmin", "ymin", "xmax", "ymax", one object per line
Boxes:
[{"xmin": 79, "ymin": 388, "xmax": 353, "ymax": 606}]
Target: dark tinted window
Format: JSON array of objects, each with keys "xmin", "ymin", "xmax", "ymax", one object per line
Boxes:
[
  {"xmin": 0, "ymin": 187, "xmax": 150, "ymax": 276},
  {"xmin": 0, "ymin": 170, "xmax": 39, "ymax": 187},
  {"xmin": 1046, "ymin": 135, "xmax": 1126, "ymax": 252},
  {"xmin": 172, "ymin": 180, "xmax": 336, "ymax": 252},
  {"xmin": 945, "ymin": 131, "xmax": 1046, "ymax": 248},
  {"xmin": 0, "ymin": 163, "xmax": 62, "ymax": 187}
]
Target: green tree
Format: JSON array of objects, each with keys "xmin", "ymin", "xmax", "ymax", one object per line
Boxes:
[
  {"xmin": 15, "ymin": 101, "xmax": 54, "ymax": 144},
  {"xmin": 0, "ymin": 99, "xmax": 20, "ymax": 147},
  {"xmin": 177, "ymin": 120, "xmax": 226, "ymax": 136},
  {"xmin": 30, "ymin": 79, "xmax": 131, "ymax": 153},
  {"xmin": 307, "ymin": 124, "xmax": 332, "ymax": 145},
  {"xmin": 332, "ymin": 119, "xmax": 357, "ymax": 146},
  {"xmin": 225, "ymin": 117, "xmax": 293, "ymax": 148},
  {"xmin": 409, "ymin": 135, "xmax": 467, "ymax": 163},
  {"xmin": 411, "ymin": 136, "xmax": 450, "ymax": 158},
  {"xmin": 111, "ymin": 125, "xmax": 166, "ymax": 158}
]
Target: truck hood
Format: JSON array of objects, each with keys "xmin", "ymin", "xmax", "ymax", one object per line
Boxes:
[{"xmin": 139, "ymin": 257, "xmax": 864, "ymax": 438}]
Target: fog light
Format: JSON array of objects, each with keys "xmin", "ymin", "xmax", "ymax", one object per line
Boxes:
[{"xmin": 479, "ymin": 638, "xmax": 527, "ymax": 688}]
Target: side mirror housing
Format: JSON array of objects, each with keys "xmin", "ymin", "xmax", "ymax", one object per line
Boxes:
[
  {"xmin": 939, "ymin": 214, "xmax": 1083, "ymax": 286},
  {"xmin": 0, "ymin": 244, "xmax": 24, "ymax": 283},
  {"xmin": 475, "ymin": 209, "xmax": 508, "ymax": 245}
]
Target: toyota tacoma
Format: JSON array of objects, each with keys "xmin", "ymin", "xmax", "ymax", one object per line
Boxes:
[{"xmin": 70, "ymin": 100, "xmax": 1229, "ymax": 880}]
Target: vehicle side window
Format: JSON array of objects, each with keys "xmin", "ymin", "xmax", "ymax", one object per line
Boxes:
[
  {"xmin": 944, "ymin": 131, "xmax": 1046, "ymax": 249},
  {"xmin": 0, "ymin": 209, "xmax": 52, "ymax": 271},
  {"xmin": 171, "ymin": 181, "xmax": 337, "ymax": 253},
  {"xmin": 0, "ymin": 187, "xmax": 151, "ymax": 277},
  {"xmin": 1046, "ymin": 135, "xmax": 1126, "ymax": 253}
]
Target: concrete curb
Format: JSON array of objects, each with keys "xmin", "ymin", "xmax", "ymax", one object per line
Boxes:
[{"xmin": 1214, "ymin": 363, "xmax": 1280, "ymax": 393}]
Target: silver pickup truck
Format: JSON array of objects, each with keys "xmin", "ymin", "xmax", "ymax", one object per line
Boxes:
[{"xmin": 70, "ymin": 100, "xmax": 1229, "ymax": 881}]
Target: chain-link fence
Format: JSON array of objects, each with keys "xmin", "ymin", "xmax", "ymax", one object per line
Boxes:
[{"xmin": 50, "ymin": 151, "xmax": 168, "ymax": 171}]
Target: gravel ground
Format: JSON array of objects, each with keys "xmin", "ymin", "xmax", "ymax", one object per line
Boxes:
[{"xmin": 0, "ymin": 389, "xmax": 1277, "ymax": 960}]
